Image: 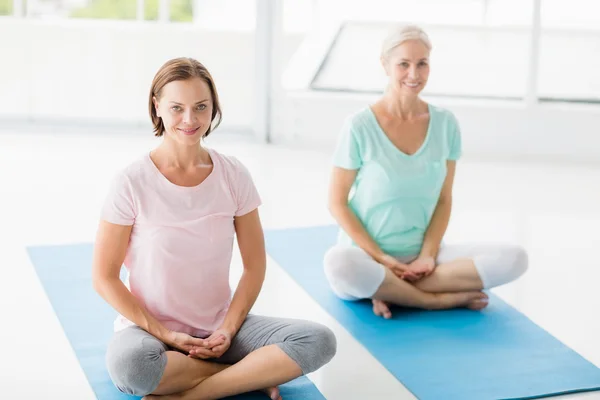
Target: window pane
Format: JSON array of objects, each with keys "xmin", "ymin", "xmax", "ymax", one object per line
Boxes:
[
  {"xmin": 485, "ymin": 0, "xmax": 533, "ymax": 26},
  {"xmin": 311, "ymin": 22, "xmax": 529, "ymax": 99},
  {"xmin": 538, "ymin": 0, "xmax": 600, "ymax": 102},
  {"xmin": 316, "ymin": 0, "xmax": 485, "ymax": 27},
  {"xmin": 70, "ymin": 0, "xmax": 137, "ymax": 20},
  {"xmin": 144, "ymin": 0, "xmax": 159, "ymax": 21},
  {"xmin": 192, "ymin": 0, "xmax": 255, "ymax": 31},
  {"xmin": 0, "ymin": 0, "xmax": 13, "ymax": 16},
  {"xmin": 284, "ymin": 0, "xmax": 312, "ymax": 34},
  {"xmin": 542, "ymin": 0, "xmax": 600, "ymax": 29},
  {"xmin": 170, "ymin": 0, "xmax": 192, "ymax": 22},
  {"xmin": 538, "ymin": 32, "xmax": 600, "ymax": 102}
]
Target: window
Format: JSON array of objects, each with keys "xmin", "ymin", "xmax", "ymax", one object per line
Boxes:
[
  {"xmin": 191, "ymin": 0, "xmax": 255, "ymax": 30},
  {"xmin": 309, "ymin": 0, "xmax": 534, "ymax": 99},
  {"xmin": 70, "ymin": 0, "xmax": 138, "ymax": 20},
  {"xmin": 170, "ymin": 0, "xmax": 192, "ymax": 23},
  {"xmin": 304, "ymin": 0, "xmax": 600, "ymax": 103},
  {"xmin": 0, "ymin": 0, "xmax": 13, "ymax": 16},
  {"xmin": 538, "ymin": 0, "xmax": 600, "ymax": 103},
  {"xmin": 311, "ymin": 21, "xmax": 530, "ymax": 99},
  {"xmin": 21, "ymin": 0, "xmax": 191, "ymax": 22}
]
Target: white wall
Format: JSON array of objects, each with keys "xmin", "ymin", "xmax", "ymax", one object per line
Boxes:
[
  {"xmin": 276, "ymin": 91, "xmax": 600, "ymax": 163},
  {"xmin": 0, "ymin": 18, "xmax": 303, "ymax": 132},
  {"xmin": 2, "ymin": 18, "xmax": 600, "ymax": 161}
]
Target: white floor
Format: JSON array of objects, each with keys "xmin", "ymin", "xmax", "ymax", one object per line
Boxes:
[{"xmin": 1, "ymin": 129, "xmax": 600, "ymax": 399}]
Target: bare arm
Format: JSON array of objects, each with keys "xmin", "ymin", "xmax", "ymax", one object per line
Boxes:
[
  {"xmin": 328, "ymin": 167, "xmax": 387, "ymax": 263},
  {"xmin": 92, "ymin": 221, "xmax": 171, "ymax": 342},
  {"xmin": 220, "ymin": 209, "xmax": 266, "ymax": 336},
  {"xmin": 419, "ymin": 160, "xmax": 457, "ymax": 259}
]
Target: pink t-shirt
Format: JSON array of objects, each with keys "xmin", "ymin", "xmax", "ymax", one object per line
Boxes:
[{"xmin": 101, "ymin": 148, "xmax": 261, "ymax": 337}]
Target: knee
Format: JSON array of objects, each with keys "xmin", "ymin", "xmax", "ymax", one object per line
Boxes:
[
  {"xmin": 506, "ymin": 245, "xmax": 529, "ymax": 280},
  {"xmin": 479, "ymin": 244, "xmax": 529, "ymax": 288},
  {"xmin": 106, "ymin": 339, "xmax": 166, "ymax": 396},
  {"xmin": 323, "ymin": 246, "xmax": 372, "ymax": 297},
  {"xmin": 284, "ymin": 323, "xmax": 337, "ymax": 375},
  {"xmin": 315, "ymin": 325, "xmax": 338, "ymax": 368},
  {"xmin": 302, "ymin": 324, "xmax": 337, "ymax": 374},
  {"xmin": 324, "ymin": 246, "xmax": 353, "ymax": 281}
]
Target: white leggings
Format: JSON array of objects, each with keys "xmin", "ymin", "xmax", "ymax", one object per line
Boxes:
[{"xmin": 323, "ymin": 244, "xmax": 528, "ymax": 301}]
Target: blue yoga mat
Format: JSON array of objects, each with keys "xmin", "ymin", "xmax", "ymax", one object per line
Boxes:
[
  {"xmin": 27, "ymin": 243, "xmax": 325, "ymax": 400},
  {"xmin": 264, "ymin": 225, "xmax": 600, "ymax": 400}
]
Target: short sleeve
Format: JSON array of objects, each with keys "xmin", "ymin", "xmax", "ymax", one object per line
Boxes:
[
  {"xmin": 232, "ymin": 159, "xmax": 262, "ymax": 217},
  {"xmin": 100, "ymin": 172, "xmax": 136, "ymax": 225},
  {"xmin": 448, "ymin": 112, "xmax": 462, "ymax": 161},
  {"xmin": 332, "ymin": 117, "xmax": 362, "ymax": 169}
]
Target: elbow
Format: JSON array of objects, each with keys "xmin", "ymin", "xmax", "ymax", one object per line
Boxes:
[
  {"xmin": 92, "ymin": 273, "xmax": 107, "ymax": 296},
  {"xmin": 92, "ymin": 268, "xmax": 117, "ymax": 297},
  {"xmin": 327, "ymin": 201, "xmax": 345, "ymax": 219},
  {"xmin": 438, "ymin": 195, "xmax": 452, "ymax": 208},
  {"xmin": 243, "ymin": 262, "xmax": 266, "ymax": 285}
]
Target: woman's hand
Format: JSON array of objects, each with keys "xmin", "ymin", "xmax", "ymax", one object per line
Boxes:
[
  {"xmin": 404, "ymin": 256, "xmax": 436, "ymax": 282},
  {"xmin": 188, "ymin": 328, "xmax": 233, "ymax": 359},
  {"xmin": 378, "ymin": 254, "xmax": 411, "ymax": 279},
  {"xmin": 165, "ymin": 331, "xmax": 211, "ymax": 354}
]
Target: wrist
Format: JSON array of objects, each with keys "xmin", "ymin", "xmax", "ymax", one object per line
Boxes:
[
  {"xmin": 372, "ymin": 251, "xmax": 388, "ymax": 264},
  {"xmin": 152, "ymin": 325, "xmax": 174, "ymax": 344},
  {"xmin": 418, "ymin": 248, "xmax": 436, "ymax": 260},
  {"xmin": 220, "ymin": 323, "xmax": 237, "ymax": 337}
]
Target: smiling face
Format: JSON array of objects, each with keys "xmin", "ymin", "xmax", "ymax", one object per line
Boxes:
[
  {"xmin": 153, "ymin": 78, "xmax": 213, "ymax": 146},
  {"xmin": 382, "ymin": 39, "xmax": 430, "ymax": 98}
]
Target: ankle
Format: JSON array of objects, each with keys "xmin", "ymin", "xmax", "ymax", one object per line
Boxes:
[{"xmin": 422, "ymin": 293, "xmax": 443, "ymax": 310}]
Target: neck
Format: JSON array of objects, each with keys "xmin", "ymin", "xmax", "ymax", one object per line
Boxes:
[
  {"xmin": 155, "ymin": 136, "xmax": 210, "ymax": 169},
  {"xmin": 382, "ymin": 90, "xmax": 424, "ymax": 120}
]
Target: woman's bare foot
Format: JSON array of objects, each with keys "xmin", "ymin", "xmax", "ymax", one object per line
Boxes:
[
  {"xmin": 435, "ymin": 291, "xmax": 488, "ymax": 310},
  {"xmin": 143, "ymin": 394, "xmax": 181, "ymax": 400},
  {"xmin": 372, "ymin": 299, "xmax": 392, "ymax": 319},
  {"xmin": 466, "ymin": 292, "xmax": 489, "ymax": 310},
  {"xmin": 142, "ymin": 386, "xmax": 281, "ymax": 400},
  {"xmin": 262, "ymin": 386, "xmax": 282, "ymax": 400}
]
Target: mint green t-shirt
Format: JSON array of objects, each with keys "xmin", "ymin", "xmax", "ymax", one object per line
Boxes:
[{"xmin": 332, "ymin": 104, "xmax": 462, "ymax": 257}]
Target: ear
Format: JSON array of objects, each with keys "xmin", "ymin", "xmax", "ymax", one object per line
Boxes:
[{"xmin": 152, "ymin": 96, "xmax": 160, "ymax": 117}]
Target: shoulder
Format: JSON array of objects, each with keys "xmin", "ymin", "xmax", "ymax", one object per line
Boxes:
[
  {"xmin": 122, "ymin": 156, "xmax": 150, "ymax": 178},
  {"xmin": 109, "ymin": 155, "xmax": 150, "ymax": 188},
  {"xmin": 209, "ymin": 148, "xmax": 254, "ymax": 190},
  {"xmin": 338, "ymin": 107, "xmax": 379, "ymax": 146},
  {"xmin": 344, "ymin": 107, "xmax": 375, "ymax": 131},
  {"xmin": 429, "ymin": 104, "xmax": 460, "ymax": 129},
  {"xmin": 211, "ymin": 148, "xmax": 249, "ymax": 174}
]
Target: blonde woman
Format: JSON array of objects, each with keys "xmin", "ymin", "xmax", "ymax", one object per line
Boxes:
[{"xmin": 325, "ymin": 26, "xmax": 528, "ymax": 319}]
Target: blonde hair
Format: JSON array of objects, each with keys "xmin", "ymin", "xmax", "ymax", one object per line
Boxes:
[{"xmin": 381, "ymin": 25, "xmax": 432, "ymax": 60}]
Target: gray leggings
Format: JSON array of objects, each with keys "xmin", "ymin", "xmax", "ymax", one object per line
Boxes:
[{"xmin": 106, "ymin": 314, "xmax": 337, "ymax": 396}]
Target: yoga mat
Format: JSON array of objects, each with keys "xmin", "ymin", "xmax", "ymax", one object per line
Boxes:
[
  {"xmin": 265, "ymin": 225, "xmax": 600, "ymax": 400},
  {"xmin": 27, "ymin": 243, "xmax": 325, "ymax": 400}
]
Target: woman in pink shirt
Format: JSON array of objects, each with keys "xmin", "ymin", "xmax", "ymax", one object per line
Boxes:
[{"xmin": 93, "ymin": 57, "xmax": 336, "ymax": 400}]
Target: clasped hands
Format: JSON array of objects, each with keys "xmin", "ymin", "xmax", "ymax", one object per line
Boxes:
[
  {"xmin": 167, "ymin": 327, "xmax": 233, "ymax": 360},
  {"xmin": 378, "ymin": 254, "xmax": 435, "ymax": 282},
  {"xmin": 372, "ymin": 254, "xmax": 436, "ymax": 319}
]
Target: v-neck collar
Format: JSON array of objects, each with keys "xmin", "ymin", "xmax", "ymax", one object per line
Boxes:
[{"xmin": 367, "ymin": 103, "xmax": 433, "ymax": 158}]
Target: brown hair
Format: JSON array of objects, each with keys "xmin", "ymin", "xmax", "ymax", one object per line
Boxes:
[{"xmin": 149, "ymin": 57, "xmax": 222, "ymax": 137}]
